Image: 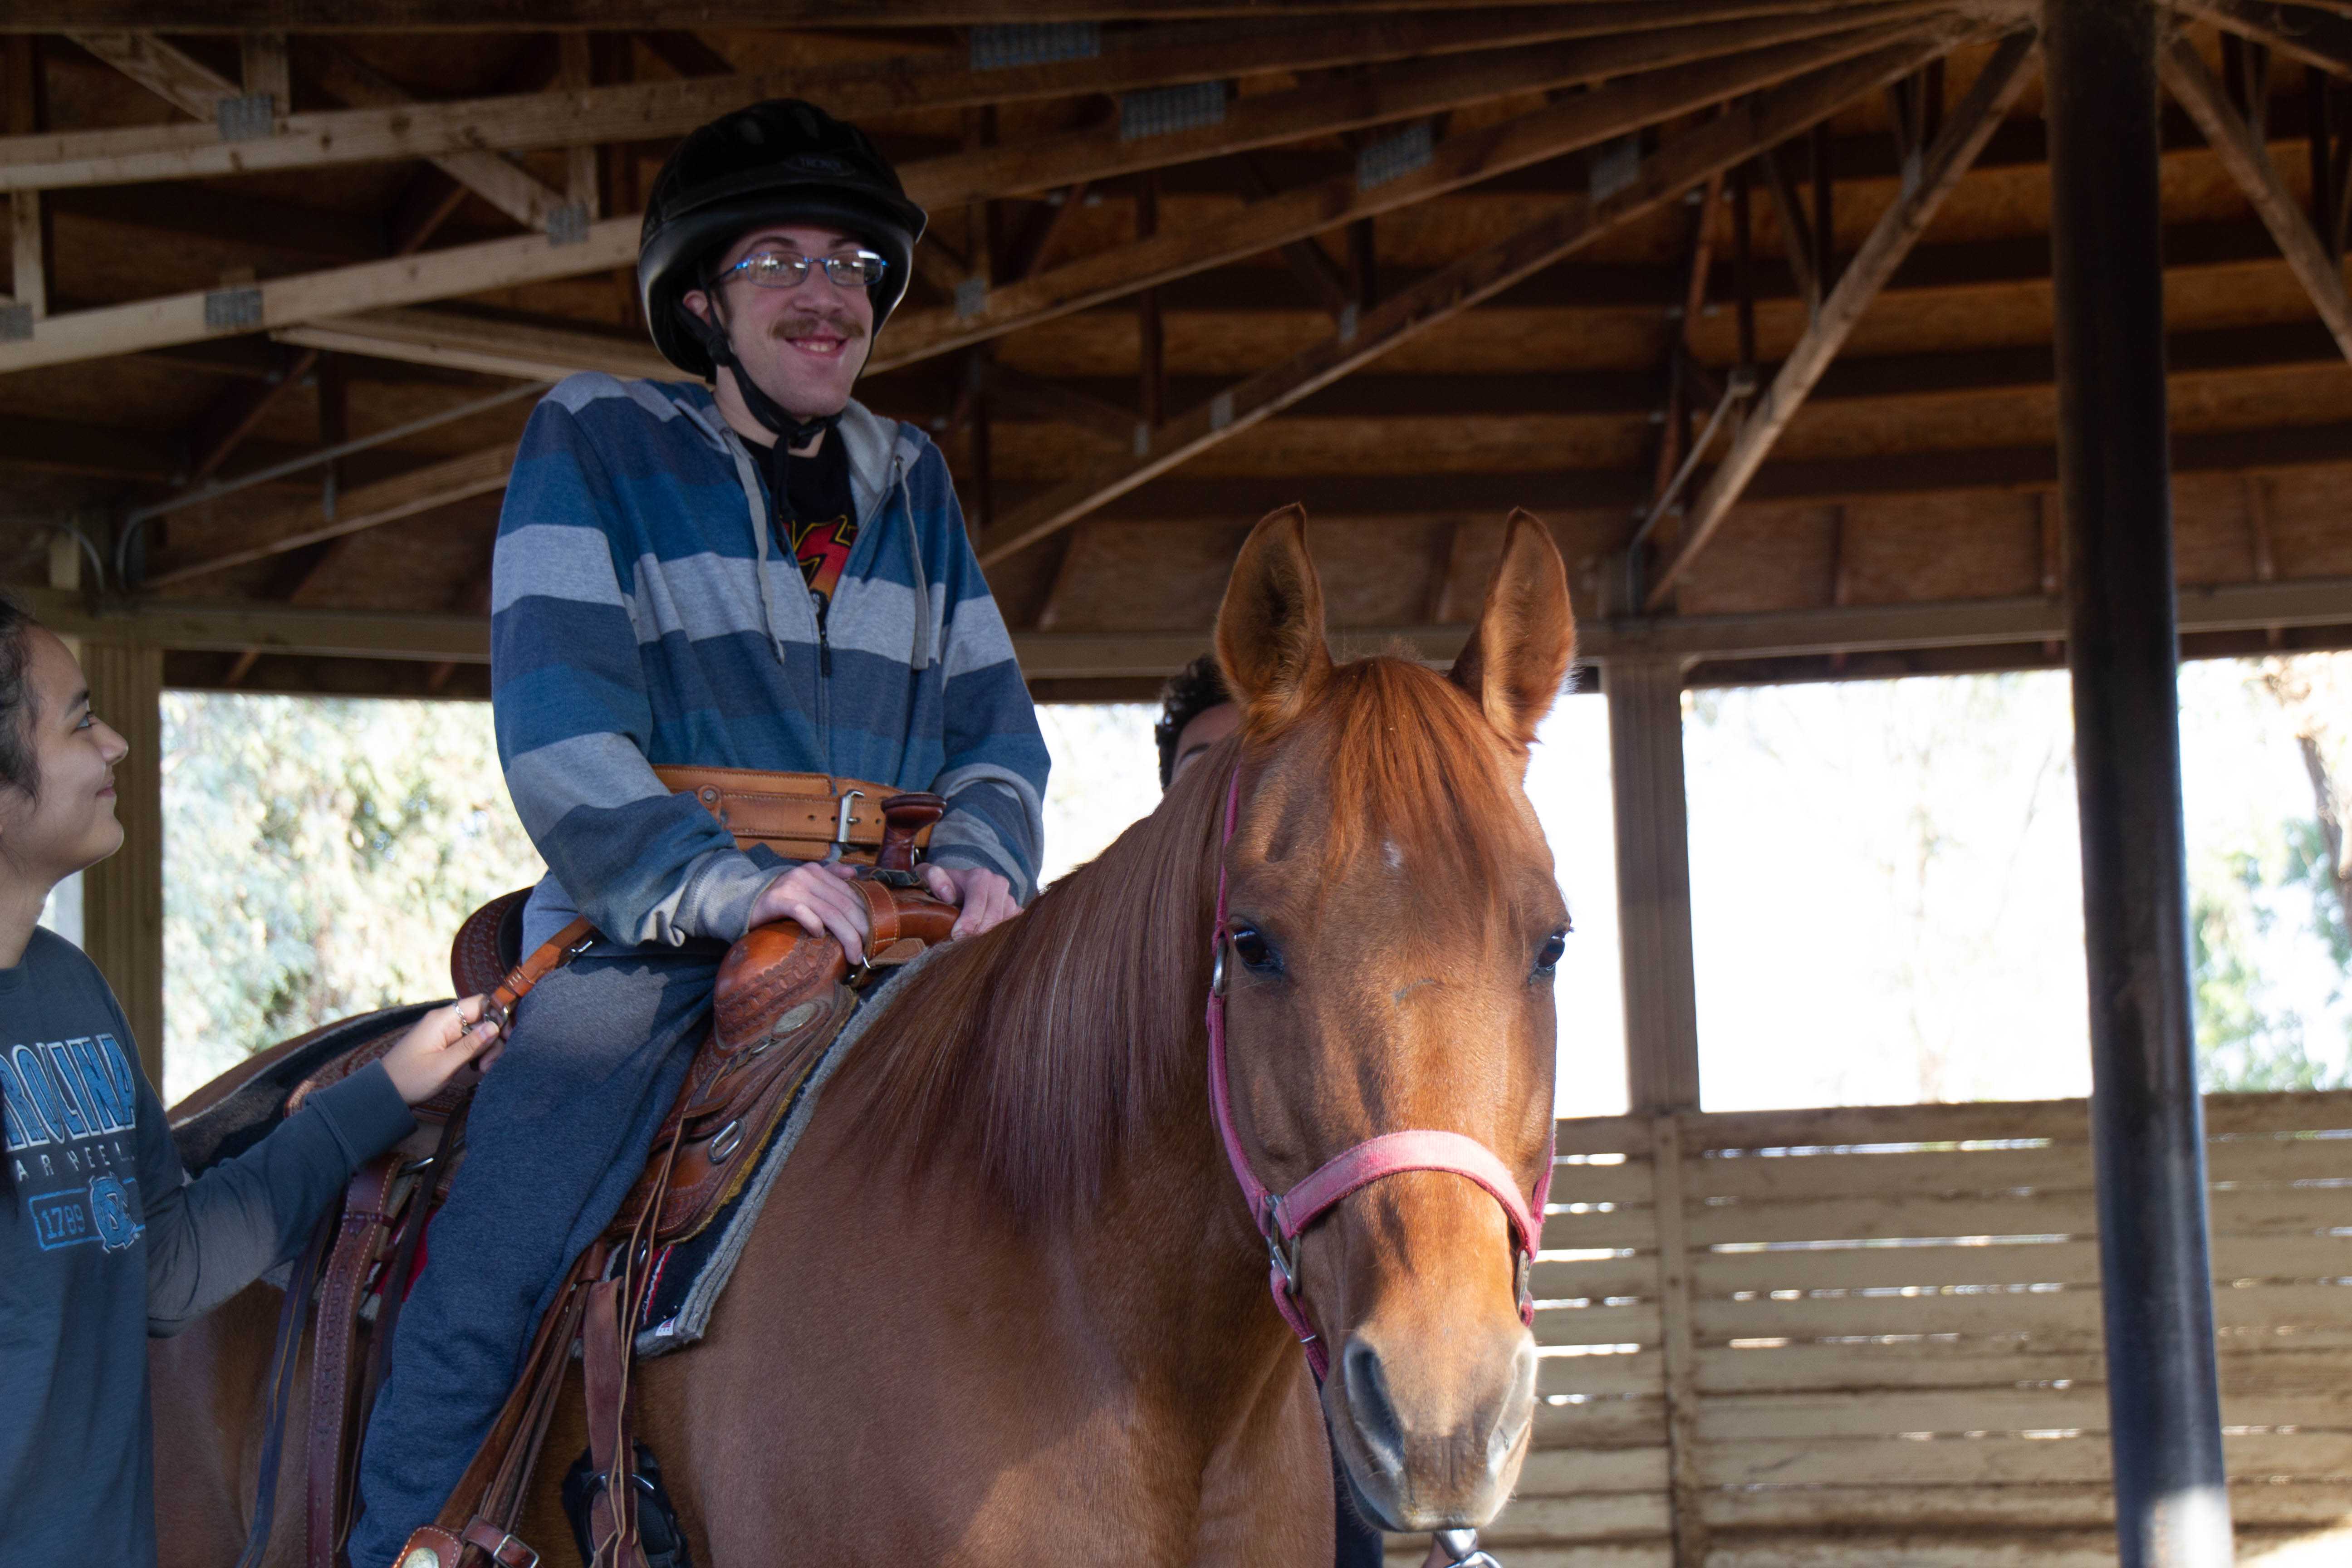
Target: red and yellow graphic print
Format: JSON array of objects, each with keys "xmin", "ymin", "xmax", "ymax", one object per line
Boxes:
[{"xmin": 786, "ymin": 511, "xmax": 859, "ymax": 604}]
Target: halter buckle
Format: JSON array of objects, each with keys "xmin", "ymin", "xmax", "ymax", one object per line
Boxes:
[
  {"xmin": 1262, "ymin": 1194, "xmax": 1301, "ymax": 1294},
  {"xmin": 1210, "ymin": 942, "xmax": 1228, "ymax": 997}
]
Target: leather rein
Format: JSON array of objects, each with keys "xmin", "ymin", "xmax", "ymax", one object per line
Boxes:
[{"xmin": 1202, "ymin": 764, "xmax": 1554, "ymax": 1385}]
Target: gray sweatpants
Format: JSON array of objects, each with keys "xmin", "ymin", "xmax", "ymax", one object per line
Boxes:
[{"xmin": 345, "ymin": 941, "xmax": 721, "ymax": 1568}]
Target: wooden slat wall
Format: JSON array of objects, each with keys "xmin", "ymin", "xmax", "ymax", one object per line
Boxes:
[{"xmin": 1386, "ymin": 1091, "xmax": 2352, "ymax": 1566}]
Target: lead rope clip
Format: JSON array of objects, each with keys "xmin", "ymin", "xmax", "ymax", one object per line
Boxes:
[{"xmin": 1427, "ymin": 1527, "xmax": 1502, "ymax": 1568}]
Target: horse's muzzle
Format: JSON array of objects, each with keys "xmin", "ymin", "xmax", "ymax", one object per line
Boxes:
[{"xmin": 1328, "ymin": 1326, "xmax": 1539, "ymax": 1532}]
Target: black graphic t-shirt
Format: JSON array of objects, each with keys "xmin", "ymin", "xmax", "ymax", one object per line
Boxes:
[
  {"xmin": 0, "ymin": 929, "xmax": 414, "ymax": 1567},
  {"xmin": 773, "ymin": 432, "xmax": 860, "ymax": 608}
]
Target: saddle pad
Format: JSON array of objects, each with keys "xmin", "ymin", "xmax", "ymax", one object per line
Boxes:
[{"xmin": 632, "ymin": 945, "xmax": 943, "ymax": 1360}]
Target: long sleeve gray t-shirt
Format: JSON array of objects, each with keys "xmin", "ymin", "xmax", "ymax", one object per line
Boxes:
[{"xmin": 0, "ymin": 928, "xmax": 416, "ymax": 1567}]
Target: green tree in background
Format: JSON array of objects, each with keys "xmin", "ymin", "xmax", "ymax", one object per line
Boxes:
[
  {"xmin": 161, "ymin": 694, "xmax": 543, "ymax": 1102},
  {"xmin": 2193, "ymin": 653, "xmax": 2352, "ymax": 1094}
]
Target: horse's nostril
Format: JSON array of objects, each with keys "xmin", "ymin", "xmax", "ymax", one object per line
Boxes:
[{"xmin": 1342, "ymin": 1338, "xmax": 1406, "ymax": 1479}]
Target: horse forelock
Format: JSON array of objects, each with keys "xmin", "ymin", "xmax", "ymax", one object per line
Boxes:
[{"xmin": 846, "ymin": 653, "xmax": 1537, "ymax": 1225}]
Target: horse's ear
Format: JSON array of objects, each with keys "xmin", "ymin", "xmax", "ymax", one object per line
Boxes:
[
  {"xmin": 1216, "ymin": 504, "xmax": 1334, "ymax": 735},
  {"xmin": 1450, "ymin": 509, "xmax": 1577, "ymax": 752}
]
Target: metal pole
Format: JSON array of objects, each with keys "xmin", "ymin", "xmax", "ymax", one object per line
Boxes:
[{"xmin": 2042, "ymin": 1, "xmax": 2235, "ymax": 1563}]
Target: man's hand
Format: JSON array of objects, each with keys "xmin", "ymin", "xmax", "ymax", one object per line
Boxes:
[
  {"xmin": 749, "ymin": 861, "xmax": 873, "ymax": 962},
  {"xmin": 920, "ymin": 862, "xmax": 1019, "ymax": 939},
  {"xmin": 380, "ymin": 997, "xmax": 504, "ymax": 1106}
]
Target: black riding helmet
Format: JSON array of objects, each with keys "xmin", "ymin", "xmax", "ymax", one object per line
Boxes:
[{"xmin": 638, "ymin": 98, "xmax": 928, "ymax": 382}]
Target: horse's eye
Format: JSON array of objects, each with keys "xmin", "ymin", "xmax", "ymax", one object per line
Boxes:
[
  {"xmin": 1229, "ymin": 925, "xmax": 1279, "ymax": 973},
  {"xmin": 1533, "ymin": 928, "xmax": 1568, "ymax": 978}
]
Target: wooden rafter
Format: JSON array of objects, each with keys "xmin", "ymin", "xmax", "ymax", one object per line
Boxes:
[
  {"xmin": 0, "ymin": 14, "xmax": 1951, "ymax": 377},
  {"xmin": 146, "ymin": 442, "xmax": 519, "ymax": 587},
  {"xmin": 2164, "ymin": 34, "xmax": 2352, "ymax": 362},
  {"xmin": 0, "ymin": 213, "xmax": 637, "ymax": 372},
  {"xmin": 276, "ymin": 307, "xmax": 667, "ymax": 380},
  {"xmin": 39, "ymin": 577, "xmax": 2352, "ymax": 676},
  {"xmin": 69, "ymin": 31, "xmax": 568, "ymax": 232},
  {"xmin": 0, "ymin": 2, "xmax": 1917, "ymax": 194},
  {"xmin": 898, "ymin": 5, "xmax": 1944, "ymax": 212},
  {"xmin": 2179, "ymin": 0, "xmax": 2352, "ymax": 79},
  {"xmin": 876, "ymin": 14, "xmax": 1953, "ymax": 370},
  {"xmin": 0, "ymin": 0, "xmax": 1944, "ymax": 31},
  {"xmin": 974, "ymin": 29, "xmax": 1970, "ymax": 567},
  {"xmin": 1641, "ymin": 28, "xmax": 2039, "ymax": 608}
]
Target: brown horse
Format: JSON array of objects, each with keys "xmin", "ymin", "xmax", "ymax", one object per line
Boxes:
[{"xmin": 152, "ymin": 504, "xmax": 1577, "ymax": 1568}]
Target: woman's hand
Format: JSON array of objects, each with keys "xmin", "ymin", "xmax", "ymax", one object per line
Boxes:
[{"xmin": 379, "ymin": 996, "xmax": 504, "ymax": 1107}]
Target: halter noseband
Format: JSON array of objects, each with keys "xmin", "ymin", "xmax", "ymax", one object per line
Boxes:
[{"xmin": 1203, "ymin": 764, "xmax": 1554, "ymax": 1383}]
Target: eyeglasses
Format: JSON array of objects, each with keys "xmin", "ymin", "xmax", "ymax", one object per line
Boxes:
[{"xmin": 713, "ymin": 249, "xmax": 889, "ymax": 291}]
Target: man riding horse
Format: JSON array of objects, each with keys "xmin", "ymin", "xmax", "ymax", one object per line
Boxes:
[{"xmin": 347, "ymin": 100, "xmax": 1051, "ymax": 1565}]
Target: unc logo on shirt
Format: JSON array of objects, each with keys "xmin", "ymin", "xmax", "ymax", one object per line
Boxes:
[{"xmin": 88, "ymin": 1173, "xmax": 141, "ymax": 1252}]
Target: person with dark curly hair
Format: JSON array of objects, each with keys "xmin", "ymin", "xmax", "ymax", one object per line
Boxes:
[
  {"xmin": 1155, "ymin": 653, "xmax": 1240, "ymax": 792},
  {"xmin": 0, "ymin": 598, "xmax": 500, "ymax": 1568}
]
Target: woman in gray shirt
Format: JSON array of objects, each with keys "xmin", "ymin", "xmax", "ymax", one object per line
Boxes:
[{"xmin": 0, "ymin": 599, "xmax": 499, "ymax": 1566}]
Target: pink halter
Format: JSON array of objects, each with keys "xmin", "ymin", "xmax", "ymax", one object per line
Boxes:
[{"xmin": 1204, "ymin": 765, "xmax": 1554, "ymax": 1382}]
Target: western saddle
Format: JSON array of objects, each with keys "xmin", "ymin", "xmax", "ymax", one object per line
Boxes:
[{"xmin": 236, "ymin": 772, "xmax": 962, "ymax": 1568}]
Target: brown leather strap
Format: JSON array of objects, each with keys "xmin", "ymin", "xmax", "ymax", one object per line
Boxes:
[
  {"xmin": 478, "ymin": 916, "xmax": 598, "ymax": 1036},
  {"xmin": 652, "ymin": 765, "xmax": 934, "ymax": 862},
  {"xmin": 853, "ymin": 878, "xmax": 902, "ymax": 950},
  {"xmin": 460, "ymin": 1519, "xmax": 544, "ymax": 1568},
  {"xmin": 309, "ymin": 1159, "xmax": 396, "ymax": 1568},
  {"xmin": 578, "ymin": 1279, "xmax": 648, "ymax": 1568}
]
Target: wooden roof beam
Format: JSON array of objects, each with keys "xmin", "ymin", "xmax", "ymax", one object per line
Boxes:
[
  {"xmin": 876, "ymin": 13, "xmax": 1959, "ymax": 372},
  {"xmin": 1642, "ymin": 29, "xmax": 2038, "ymax": 608},
  {"xmin": 0, "ymin": 2, "xmax": 1913, "ymax": 194},
  {"xmin": 975, "ymin": 29, "xmax": 1972, "ymax": 567},
  {"xmin": 2163, "ymin": 33, "xmax": 2352, "ymax": 361},
  {"xmin": 34, "ymin": 577, "xmax": 2352, "ymax": 674},
  {"xmin": 897, "ymin": 4, "xmax": 1948, "ymax": 211},
  {"xmin": 0, "ymin": 0, "xmax": 1945, "ymax": 33},
  {"xmin": 0, "ymin": 15, "xmax": 1952, "ymax": 377},
  {"xmin": 67, "ymin": 31, "xmax": 567, "ymax": 232},
  {"xmin": 143, "ymin": 441, "xmax": 519, "ymax": 587},
  {"xmin": 2178, "ymin": 0, "xmax": 2352, "ymax": 79}
]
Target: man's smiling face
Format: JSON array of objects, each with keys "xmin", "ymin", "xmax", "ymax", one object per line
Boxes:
[{"xmin": 682, "ymin": 222, "xmax": 876, "ymax": 430}]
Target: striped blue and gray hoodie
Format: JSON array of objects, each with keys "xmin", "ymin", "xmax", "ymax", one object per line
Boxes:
[{"xmin": 490, "ymin": 373, "xmax": 1049, "ymax": 951}]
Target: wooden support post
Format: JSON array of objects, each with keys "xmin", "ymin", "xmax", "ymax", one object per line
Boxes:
[
  {"xmin": 1609, "ymin": 657, "xmax": 1701, "ymax": 1114},
  {"xmin": 1757, "ymin": 141, "xmax": 1822, "ymax": 317},
  {"xmin": 80, "ymin": 642, "xmax": 163, "ymax": 1088},
  {"xmin": 2245, "ymin": 473, "xmax": 2284, "ymax": 646},
  {"xmin": 1348, "ymin": 216, "xmax": 1377, "ymax": 311},
  {"xmin": 1732, "ymin": 160, "xmax": 1758, "ymax": 372},
  {"xmin": 240, "ymin": 30, "xmax": 289, "ymax": 113},
  {"xmin": 560, "ymin": 33, "xmax": 599, "ymax": 221},
  {"xmin": 6, "ymin": 36, "xmax": 47, "ymax": 321},
  {"xmin": 1810, "ymin": 118, "xmax": 1836, "ymax": 291},
  {"xmin": 1137, "ymin": 171, "xmax": 1166, "ymax": 430},
  {"xmin": 2046, "ymin": 0, "xmax": 2234, "ymax": 1562},
  {"xmin": 2040, "ymin": 488, "xmax": 2065, "ymax": 659},
  {"xmin": 1646, "ymin": 1112, "xmax": 1706, "ymax": 1568},
  {"xmin": 964, "ymin": 347, "xmax": 994, "ymax": 542}
]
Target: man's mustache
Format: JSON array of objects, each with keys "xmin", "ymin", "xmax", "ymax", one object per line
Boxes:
[{"xmin": 769, "ymin": 313, "xmax": 867, "ymax": 343}]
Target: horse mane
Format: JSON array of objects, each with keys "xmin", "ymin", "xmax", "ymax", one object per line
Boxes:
[{"xmin": 849, "ymin": 654, "xmax": 1527, "ymax": 1224}]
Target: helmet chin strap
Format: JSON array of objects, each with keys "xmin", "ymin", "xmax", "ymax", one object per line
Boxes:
[{"xmin": 680, "ymin": 299, "xmax": 842, "ymax": 522}]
